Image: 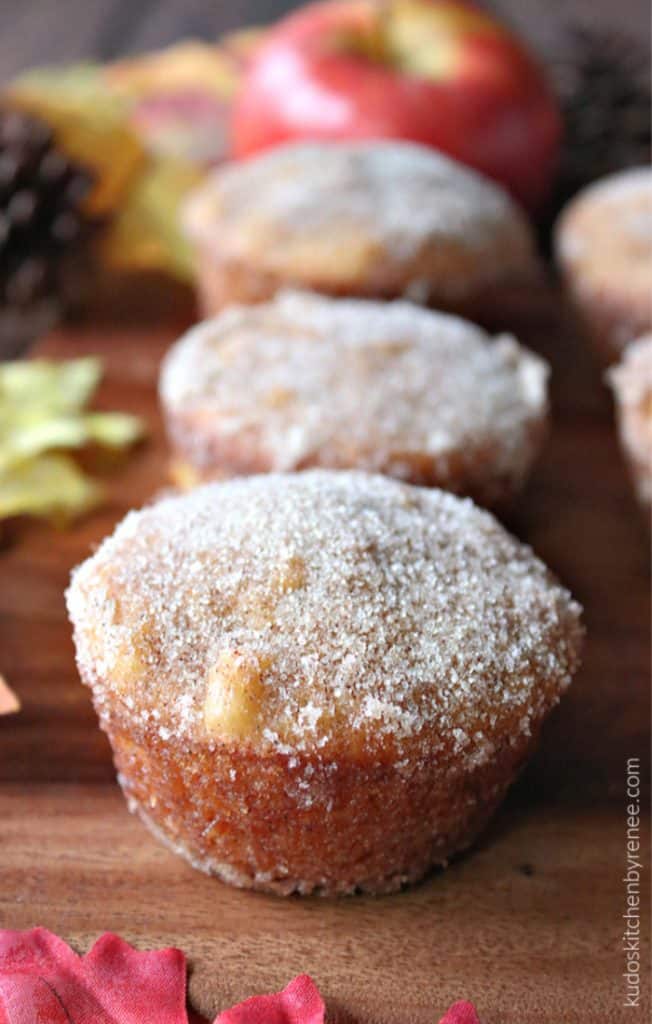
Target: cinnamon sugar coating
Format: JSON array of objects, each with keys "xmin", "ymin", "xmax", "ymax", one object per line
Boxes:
[
  {"xmin": 183, "ymin": 141, "xmax": 538, "ymax": 317},
  {"xmin": 67, "ymin": 471, "xmax": 583, "ymax": 893},
  {"xmin": 556, "ymin": 168, "xmax": 652, "ymax": 362},
  {"xmin": 160, "ymin": 290, "xmax": 549, "ymax": 505}
]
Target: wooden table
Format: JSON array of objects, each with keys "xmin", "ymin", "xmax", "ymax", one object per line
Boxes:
[{"xmin": 0, "ymin": 281, "xmax": 650, "ymax": 1022}]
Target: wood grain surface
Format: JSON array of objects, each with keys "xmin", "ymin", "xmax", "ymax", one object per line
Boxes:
[{"xmin": 0, "ymin": 284, "xmax": 650, "ymax": 1023}]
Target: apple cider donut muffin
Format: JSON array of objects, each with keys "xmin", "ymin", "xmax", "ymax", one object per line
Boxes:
[
  {"xmin": 160, "ymin": 290, "xmax": 549, "ymax": 505},
  {"xmin": 608, "ymin": 334, "xmax": 652, "ymax": 506},
  {"xmin": 556, "ymin": 168, "xmax": 652, "ymax": 363},
  {"xmin": 183, "ymin": 140, "xmax": 539, "ymax": 319},
  {"xmin": 67, "ymin": 471, "xmax": 583, "ymax": 896}
]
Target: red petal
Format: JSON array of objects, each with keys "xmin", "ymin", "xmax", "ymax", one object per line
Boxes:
[
  {"xmin": 215, "ymin": 974, "xmax": 325, "ymax": 1024},
  {"xmin": 0, "ymin": 928, "xmax": 189, "ymax": 1024},
  {"xmin": 439, "ymin": 1001, "xmax": 482, "ymax": 1024}
]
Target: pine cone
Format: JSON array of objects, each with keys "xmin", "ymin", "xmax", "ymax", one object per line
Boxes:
[
  {"xmin": 0, "ymin": 106, "xmax": 100, "ymax": 355},
  {"xmin": 552, "ymin": 25, "xmax": 651, "ymax": 204}
]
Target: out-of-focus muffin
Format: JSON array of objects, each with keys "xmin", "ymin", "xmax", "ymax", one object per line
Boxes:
[
  {"xmin": 160, "ymin": 290, "xmax": 549, "ymax": 506},
  {"xmin": 555, "ymin": 168, "xmax": 652, "ymax": 363},
  {"xmin": 183, "ymin": 140, "xmax": 539, "ymax": 321}
]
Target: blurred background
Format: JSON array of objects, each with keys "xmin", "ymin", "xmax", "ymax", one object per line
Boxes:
[
  {"xmin": 0, "ymin": 0, "xmax": 649, "ymax": 78},
  {"xmin": 0, "ymin": 0, "xmax": 649, "ymax": 357}
]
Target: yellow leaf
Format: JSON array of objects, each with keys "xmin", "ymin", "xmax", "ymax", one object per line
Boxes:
[
  {"xmin": 0, "ymin": 411, "xmax": 144, "ymax": 473},
  {"xmin": 107, "ymin": 40, "xmax": 243, "ymax": 99},
  {"xmin": 0, "ymin": 453, "xmax": 102, "ymax": 522},
  {"xmin": 0, "ymin": 358, "xmax": 145, "ymax": 522},
  {"xmin": 0, "ymin": 357, "xmax": 101, "ymax": 413},
  {"xmin": 83, "ymin": 411, "xmax": 145, "ymax": 447},
  {"xmin": 0, "ymin": 415, "xmax": 88, "ymax": 473},
  {"xmin": 100, "ymin": 156, "xmax": 201, "ymax": 278}
]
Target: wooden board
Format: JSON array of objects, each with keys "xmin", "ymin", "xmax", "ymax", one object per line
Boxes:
[{"xmin": 0, "ymin": 285, "xmax": 650, "ymax": 1023}]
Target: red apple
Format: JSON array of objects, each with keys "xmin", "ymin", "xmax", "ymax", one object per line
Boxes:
[{"xmin": 231, "ymin": 0, "xmax": 561, "ymax": 209}]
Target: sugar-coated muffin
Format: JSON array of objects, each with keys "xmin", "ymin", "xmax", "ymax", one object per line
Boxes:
[
  {"xmin": 183, "ymin": 140, "xmax": 539, "ymax": 319},
  {"xmin": 555, "ymin": 168, "xmax": 652, "ymax": 362},
  {"xmin": 608, "ymin": 334, "xmax": 652, "ymax": 506},
  {"xmin": 160, "ymin": 290, "xmax": 549, "ymax": 506},
  {"xmin": 67, "ymin": 471, "xmax": 583, "ymax": 896}
]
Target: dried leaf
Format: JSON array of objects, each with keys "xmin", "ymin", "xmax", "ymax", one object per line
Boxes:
[
  {"xmin": 0, "ymin": 415, "xmax": 89, "ymax": 473},
  {"xmin": 83, "ymin": 411, "xmax": 145, "ymax": 447},
  {"xmin": 0, "ymin": 359, "xmax": 104, "ymax": 475},
  {"xmin": 106, "ymin": 35, "xmax": 264, "ymax": 168},
  {"xmin": 0, "ymin": 452, "xmax": 102, "ymax": 522},
  {"xmin": 0, "ymin": 358, "xmax": 144, "ymax": 522},
  {"xmin": 0, "ymin": 357, "xmax": 101, "ymax": 414},
  {"xmin": 100, "ymin": 156, "xmax": 201, "ymax": 277},
  {"xmin": 217, "ymin": 28, "xmax": 267, "ymax": 68},
  {"xmin": 8, "ymin": 65, "xmax": 144, "ymax": 216},
  {"xmin": 108, "ymin": 40, "xmax": 245, "ymax": 102},
  {"xmin": 99, "ymin": 33, "xmax": 265, "ymax": 271},
  {"xmin": 6, "ymin": 33, "xmax": 265, "ymax": 279},
  {"xmin": 0, "ymin": 412, "xmax": 144, "ymax": 473}
]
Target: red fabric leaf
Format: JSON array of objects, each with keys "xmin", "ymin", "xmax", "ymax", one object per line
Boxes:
[
  {"xmin": 214, "ymin": 974, "xmax": 325, "ymax": 1024},
  {"xmin": 439, "ymin": 1001, "xmax": 481, "ymax": 1024},
  {"xmin": 0, "ymin": 928, "xmax": 189, "ymax": 1024},
  {"xmin": 1, "ymin": 928, "xmax": 477, "ymax": 1024}
]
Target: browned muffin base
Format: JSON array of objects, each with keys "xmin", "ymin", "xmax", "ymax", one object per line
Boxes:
[
  {"xmin": 192, "ymin": 241, "xmax": 539, "ymax": 331},
  {"xmin": 165, "ymin": 409, "xmax": 547, "ymax": 509},
  {"xmin": 102, "ymin": 708, "xmax": 539, "ymax": 896}
]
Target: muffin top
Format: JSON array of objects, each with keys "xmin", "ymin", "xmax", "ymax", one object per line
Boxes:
[
  {"xmin": 160, "ymin": 290, "xmax": 548, "ymax": 497},
  {"xmin": 556, "ymin": 167, "xmax": 652, "ymax": 306},
  {"xmin": 67, "ymin": 472, "xmax": 582, "ymax": 765},
  {"xmin": 183, "ymin": 140, "xmax": 537, "ymax": 299}
]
